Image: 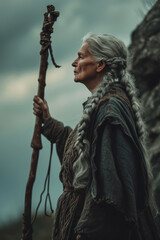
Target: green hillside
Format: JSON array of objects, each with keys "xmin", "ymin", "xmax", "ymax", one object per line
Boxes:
[{"xmin": 0, "ymin": 215, "xmax": 54, "ymax": 240}]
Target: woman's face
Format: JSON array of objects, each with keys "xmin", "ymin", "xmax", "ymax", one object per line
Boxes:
[{"xmin": 72, "ymin": 42, "xmax": 98, "ymax": 85}]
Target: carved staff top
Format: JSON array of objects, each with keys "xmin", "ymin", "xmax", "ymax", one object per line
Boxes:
[
  {"xmin": 22, "ymin": 5, "xmax": 60, "ymax": 240},
  {"xmin": 40, "ymin": 5, "xmax": 60, "ymax": 68}
]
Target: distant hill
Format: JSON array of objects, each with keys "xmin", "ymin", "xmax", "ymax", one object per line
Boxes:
[{"xmin": 0, "ymin": 214, "xmax": 54, "ymax": 240}]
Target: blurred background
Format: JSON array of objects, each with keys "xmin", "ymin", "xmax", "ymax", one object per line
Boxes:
[{"xmin": 0, "ymin": 0, "xmax": 159, "ymax": 239}]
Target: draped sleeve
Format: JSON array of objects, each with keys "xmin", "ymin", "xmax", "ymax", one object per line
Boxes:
[{"xmin": 41, "ymin": 117, "xmax": 72, "ymax": 163}]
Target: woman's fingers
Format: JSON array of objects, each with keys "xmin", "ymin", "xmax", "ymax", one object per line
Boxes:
[
  {"xmin": 76, "ymin": 235, "xmax": 81, "ymax": 240},
  {"xmin": 33, "ymin": 101, "xmax": 42, "ymax": 112},
  {"xmin": 33, "ymin": 96, "xmax": 45, "ymax": 111},
  {"xmin": 33, "ymin": 95, "xmax": 40, "ymax": 103},
  {"xmin": 33, "ymin": 108, "xmax": 42, "ymax": 116},
  {"xmin": 33, "ymin": 97, "xmax": 43, "ymax": 116},
  {"xmin": 33, "ymin": 102, "xmax": 41, "ymax": 109},
  {"xmin": 33, "ymin": 96, "xmax": 51, "ymax": 122},
  {"xmin": 34, "ymin": 96, "xmax": 44, "ymax": 106}
]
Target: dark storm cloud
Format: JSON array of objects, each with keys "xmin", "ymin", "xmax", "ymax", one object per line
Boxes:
[
  {"xmin": 0, "ymin": 0, "xmax": 142, "ymax": 75},
  {"xmin": 51, "ymin": 0, "xmax": 143, "ymax": 62},
  {"xmin": 0, "ymin": 0, "xmax": 51, "ymax": 73}
]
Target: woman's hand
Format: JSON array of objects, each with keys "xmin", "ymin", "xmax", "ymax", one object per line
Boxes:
[
  {"xmin": 76, "ymin": 234, "xmax": 82, "ymax": 240},
  {"xmin": 33, "ymin": 96, "xmax": 51, "ymax": 123}
]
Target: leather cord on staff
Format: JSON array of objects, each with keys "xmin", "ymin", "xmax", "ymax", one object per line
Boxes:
[{"xmin": 32, "ymin": 142, "xmax": 54, "ymax": 224}]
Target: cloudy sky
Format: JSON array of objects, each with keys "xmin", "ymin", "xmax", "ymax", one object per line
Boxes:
[{"xmin": 0, "ymin": 0, "xmax": 148, "ymax": 226}]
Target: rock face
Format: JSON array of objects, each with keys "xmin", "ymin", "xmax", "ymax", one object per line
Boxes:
[{"xmin": 128, "ymin": 0, "xmax": 160, "ymax": 209}]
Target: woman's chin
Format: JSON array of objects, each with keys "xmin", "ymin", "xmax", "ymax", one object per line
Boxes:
[{"xmin": 74, "ymin": 77, "xmax": 80, "ymax": 83}]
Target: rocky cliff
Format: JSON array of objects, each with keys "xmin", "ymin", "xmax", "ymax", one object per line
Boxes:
[{"xmin": 129, "ymin": 0, "xmax": 160, "ymax": 209}]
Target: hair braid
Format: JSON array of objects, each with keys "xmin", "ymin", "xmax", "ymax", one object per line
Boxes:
[
  {"xmin": 107, "ymin": 59, "xmax": 147, "ymax": 147},
  {"xmin": 121, "ymin": 73, "xmax": 146, "ymax": 142},
  {"xmin": 73, "ymin": 75, "xmax": 113, "ymax": 188}
]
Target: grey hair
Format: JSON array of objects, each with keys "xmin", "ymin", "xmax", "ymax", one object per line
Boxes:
[{"xmin": 72, "ymin": 33, "xmax": 156, "ymax": 212}]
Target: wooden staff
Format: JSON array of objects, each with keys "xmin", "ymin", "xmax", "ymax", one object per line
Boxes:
[{"xmin": 21, "ymin": 5, "xmax": 60, "ymax": 240}]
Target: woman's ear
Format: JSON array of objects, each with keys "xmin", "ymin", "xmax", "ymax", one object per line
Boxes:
[{"xmin": 96, "ymin": 60, "xmax": 106, "ymax": 72}]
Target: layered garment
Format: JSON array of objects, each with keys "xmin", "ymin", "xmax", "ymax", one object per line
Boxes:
[{"xmin": 42, "ymin": 84, "xmax": 160, "ymax": 240}]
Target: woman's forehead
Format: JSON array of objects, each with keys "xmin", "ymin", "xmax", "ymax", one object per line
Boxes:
[{"xmin": 78, "ymin": 42, "xmax": 90, "ymax": 55}]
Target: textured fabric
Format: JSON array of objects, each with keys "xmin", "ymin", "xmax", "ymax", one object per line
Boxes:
[
  {"xmin": 42, "ymin": 117, "xmax": 72, "ymax": 163},
  {"xmin": 51, "ymin": 126, "xmax": 86, "ymax": 240},
  {"xmin": 74, "ymin": 189, "xmax": 131, "ymax": 240},
  {"xmin": 42, "ymin": 84, "xmax": 160, "ymax": 240},
  {"xmin": 75, "ymin": 123, "xmax": 158, "ymax": 239},
  {"xmin": 89, "ymin": 95, "xmax": 148, "ymax": 213}
]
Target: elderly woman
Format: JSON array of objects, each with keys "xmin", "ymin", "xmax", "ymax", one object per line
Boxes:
[{"xmin": 33, "ymin": 33, "xmax": 159, "ymax": 240}]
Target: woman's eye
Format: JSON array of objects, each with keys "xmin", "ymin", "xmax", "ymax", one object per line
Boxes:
[{"xmin": 79, "ymin": 55, "xmax": 83, "ymax": 59}]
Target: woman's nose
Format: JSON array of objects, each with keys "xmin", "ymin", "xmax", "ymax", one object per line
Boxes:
[{"xmin": 72, "ymin": 58, "xmax": 78, "ymax": 67}]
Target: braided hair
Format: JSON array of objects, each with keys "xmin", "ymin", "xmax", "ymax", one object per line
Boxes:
[{"xmin": 72, "ymin": 33, "xmax": 154, "ymax": 210}]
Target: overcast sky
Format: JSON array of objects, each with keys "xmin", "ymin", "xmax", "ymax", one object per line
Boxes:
[{"xmin": 0, "ymin": 0, "xmax": 148, "ymax": 226}]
